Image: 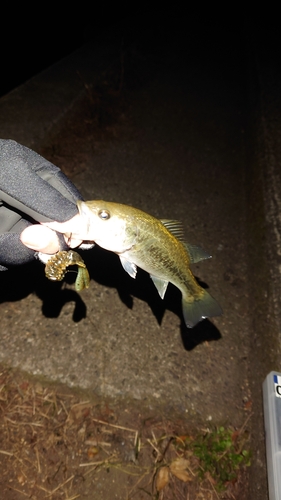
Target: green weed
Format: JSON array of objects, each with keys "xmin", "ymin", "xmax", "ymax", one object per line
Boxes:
[{"xmin": 177, "ymin": 426, "xmax": 251, "ymax": 492}]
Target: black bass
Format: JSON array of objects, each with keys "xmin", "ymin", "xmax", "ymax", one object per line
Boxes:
[{"xmin": 76, "ymin": 200, "xmax": 222, "ymax": 328}]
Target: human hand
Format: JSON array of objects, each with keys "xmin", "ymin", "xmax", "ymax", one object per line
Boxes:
[
  {"xmin": 0, "ymin": 139, "xmax": 84, "ymax": 271},
  {"xmin": 20, "ymin": 215, "xmax": 83, "ymax": 254}
]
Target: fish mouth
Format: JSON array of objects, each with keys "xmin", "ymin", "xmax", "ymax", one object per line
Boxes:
[
  {"xmin": 76, "ymin": 200, "xmax": 92, "ymax": 234},
  {"xmin": 59, "ymin": 201, "xmax": 93, "ymax": 246}
]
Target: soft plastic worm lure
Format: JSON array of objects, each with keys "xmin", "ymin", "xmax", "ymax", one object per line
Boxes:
[{"xmin": 45, "ymin": 250, "xmax": 90, "ymax": 291}]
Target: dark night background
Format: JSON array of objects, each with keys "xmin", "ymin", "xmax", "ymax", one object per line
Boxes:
[{"xmin": 1, "ymin": 9, "xmax": 276, "ymax": 99}]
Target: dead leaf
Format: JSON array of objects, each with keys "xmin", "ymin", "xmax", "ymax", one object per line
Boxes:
[
  {"xmin": 170, "ymin": 458, "xmax": 191, "ymax": 482},
  {"xmin": 67, "ymin": 402, "xmax": 92, "ymax": 424},
  {"xmin": 156, "ymin": 466, "xmax": 170, "ymax": 491},
  {"xmin": 87, "ymin": 446, "xmax": 99, "ymax": 459},
  {"xmin": 17, "ymin": 473, "xmax": 26, "ymax": 485},
  {"xmin": 77, "ymin": 422, "xmax": 87, "ymax": 440}
]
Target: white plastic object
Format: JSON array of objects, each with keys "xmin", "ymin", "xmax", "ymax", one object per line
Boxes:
[{"xmin": 263, "ymin": 371, "xmax": 281, "ymax": 500}]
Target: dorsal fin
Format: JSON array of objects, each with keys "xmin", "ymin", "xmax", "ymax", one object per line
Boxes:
[
  {"xmin": 160, "ymin": 219, "xmax": 211, "ymax": 263},
  {"xmin": 160, "ymin": 219, "xmax": 185, "ymax": 241}
]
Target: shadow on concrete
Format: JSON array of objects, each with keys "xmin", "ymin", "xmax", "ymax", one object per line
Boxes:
[
  {"xmin": 0, "ymin": 261, "xmax": 87, "ymax": 323},
  {"xmin": 81, "ymin": 246, "xmax": 222, "ymax": 349},
  {"xmin": 0, "ymin": 262, "xmax": 40, "ymax": 303},
  {"xmin": 0, "ymin": 247, "xmax": 222, "ymax": 349}
]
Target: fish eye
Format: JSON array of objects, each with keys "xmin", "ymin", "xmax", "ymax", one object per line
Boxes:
[{"xmin": 98, "ymin": 209, "xmax": 110, "ymax": 220}]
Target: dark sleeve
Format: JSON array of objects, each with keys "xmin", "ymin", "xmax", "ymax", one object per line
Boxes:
[
  {"xmin": 0, "ymin": 139, "xmax": 83, "ymax": 270},
  {"xmin": 0, "ymin": 231, "xmax": 36, "ymax": 270},
  {"xmin": 0, "ymin": 139, "xmax": 82, "ymax": 223}
]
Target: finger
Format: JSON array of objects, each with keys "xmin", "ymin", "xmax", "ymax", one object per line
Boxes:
[
  {"xmin": 20, "ymin": 225, "xmax": 61, "ymax": 254},
  {"xmin": 41, "ymin": 214, "xmax": 88, "ymax": 242}
]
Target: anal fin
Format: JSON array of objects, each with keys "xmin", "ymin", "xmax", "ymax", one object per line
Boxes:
[{"xmin": 150, "ymin": 275, "xmax": 169, "ymax": 299}]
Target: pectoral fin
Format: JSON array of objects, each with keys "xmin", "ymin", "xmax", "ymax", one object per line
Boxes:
[
  {"xmin": 119, "ymin": 256, "xmax": 137, "ymax": 278},
  {"xmin": 150, "ymin": 275, "xmax": 169, "ymax": 299}
]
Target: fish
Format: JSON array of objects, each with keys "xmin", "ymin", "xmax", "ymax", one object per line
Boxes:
[{"xmin": 76, "ymin": 200, "xmax": 222, "ymax": 328}]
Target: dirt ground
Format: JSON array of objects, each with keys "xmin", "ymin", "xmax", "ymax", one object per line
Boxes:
[
  {"xmin": 0, "ymin": 365, "xmax": 250, "ymax": 500},
  {"xmin": 0, "ymin": 58, "xmax": 252, "ymax": 499}
]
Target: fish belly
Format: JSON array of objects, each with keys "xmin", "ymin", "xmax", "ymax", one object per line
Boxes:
[
  {"xmin": 124, "ymin": 237, "xmax": 199, "ymax": 299},
  {"xmin": 124, "ymin": 240, "xmax": 222, "ymax": 328}
]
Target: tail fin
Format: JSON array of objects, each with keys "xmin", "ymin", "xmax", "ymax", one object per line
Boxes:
[{"xmin": 182, "ymin": 290, "xmax": 222, "ymax": 328}]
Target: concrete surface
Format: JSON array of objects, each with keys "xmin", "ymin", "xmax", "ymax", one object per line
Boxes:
[{"xmin": 0, "ymin": 23, "xmax": 281, "ymax": 499}]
